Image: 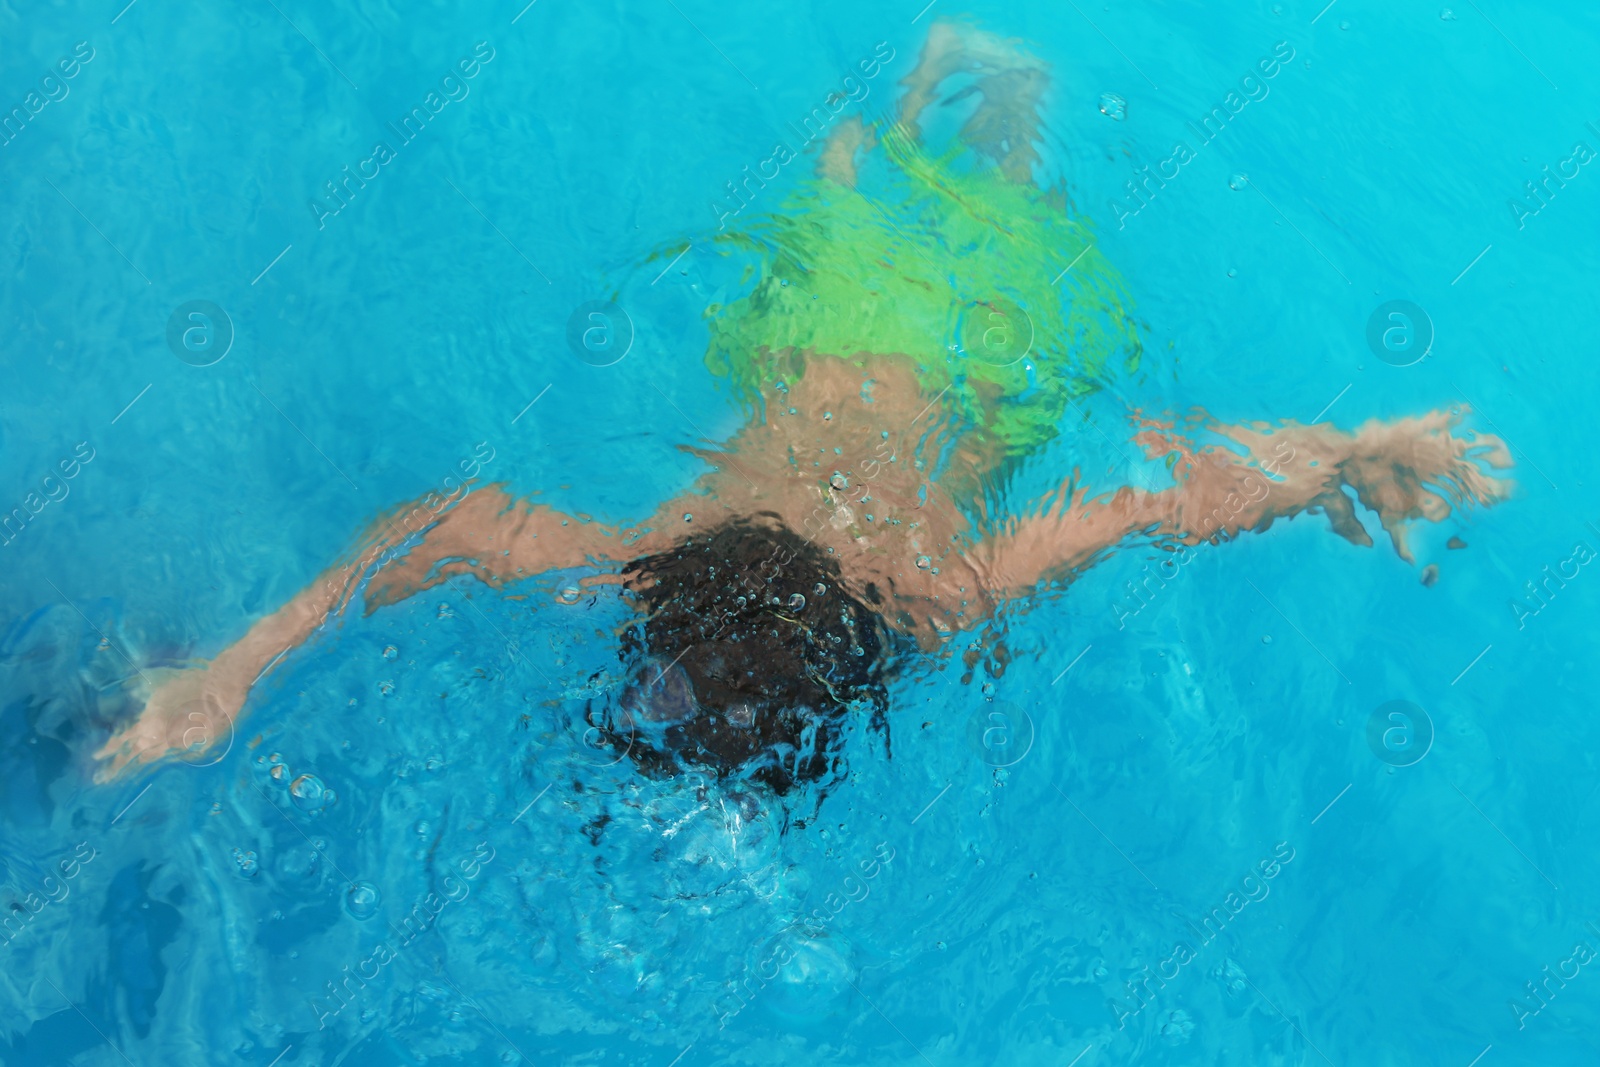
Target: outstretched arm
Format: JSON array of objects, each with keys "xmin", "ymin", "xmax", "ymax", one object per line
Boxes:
[
  {"xmin": 93, "ymin": 485, "xmax": 688, "ymax": 780},
  {"xmin": 974, "ymin": 408, "xmax": 1514, "ymax": 594}
]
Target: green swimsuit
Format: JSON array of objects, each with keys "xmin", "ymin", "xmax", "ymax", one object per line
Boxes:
[{"xmin": 701, "ymin": 125, "xmax": 1142, "ymax": 462}]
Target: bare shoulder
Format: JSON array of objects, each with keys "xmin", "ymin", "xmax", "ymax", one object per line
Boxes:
[{"xmin": 695, "ymin": 352, "xmax": 999, "ymax": 644}]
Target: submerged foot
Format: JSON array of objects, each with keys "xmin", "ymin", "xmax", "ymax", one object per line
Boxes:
[{"xmin": 898, "ymin": 20, "xmax": 1051, "ymax": 182}]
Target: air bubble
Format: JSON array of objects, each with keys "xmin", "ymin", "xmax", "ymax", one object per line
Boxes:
[
  {"xmin": 1098, "ymin": 92, "xmax": 1127, "ymax": 121},
  {"xmin": 558, "ymin": 586, "xmax": 581, "ymax": 604},
  {"xmin": 915, "ymin": 555, "xmax": 932, "ymax": 570},
  {"xmin": 346, "ymin": 881, "xmax": 381, "ymax": 920},
  {"xmin": 787, "ymin": 593, "xmax": 806, "ymax": 611},
  {"xmin": 381, "ymin": 645, "xmax": 398, "ymax": 660},
  {"xmin": 813, "ymin": 583, "xmax": 827, "ymax": 596},
  {"xmin": 1229, "ymin": 173, "xmax": 1248, "ymax": 191},
  {"xmin": 829, "ymin": 473, "xmax": 849, "ymax": 491},
  {"xmin": 290, "ymin": 774, "xmax": 331, "ymax": 812}
]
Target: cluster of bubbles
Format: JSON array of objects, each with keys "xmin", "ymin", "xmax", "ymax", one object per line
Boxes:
[
  {"xmin": 257, "ymin": 752, "xmax": 338, "ymax": 814},
  {"xmin": 230, "ymin": 847, "xmax": 259, "ymax": 879}
]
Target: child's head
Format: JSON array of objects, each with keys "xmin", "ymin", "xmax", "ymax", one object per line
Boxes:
[{"xmin": 609, "ymin": 518, "xmax": 889, "ymax": 794}]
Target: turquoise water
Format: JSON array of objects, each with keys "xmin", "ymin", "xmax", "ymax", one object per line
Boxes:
[{"xmin": 3, "ymin": 0, "xmax": 1599, "ymax": 1064}]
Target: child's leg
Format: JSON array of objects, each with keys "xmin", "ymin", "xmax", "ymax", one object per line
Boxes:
[
  {"xmin": 816, "ymin": 20, "xmax": 1053, "ymax": 188},
  {"xmin": 897, "ymin": 21, "xmax": 1051, "ymax": 184},
  {"xmin": 816, "ymin": 114, "xmax": 875, "ymax": 186}
]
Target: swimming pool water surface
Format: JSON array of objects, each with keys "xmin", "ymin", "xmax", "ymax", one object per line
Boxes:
[{"xmin": 2, "ymin": 1, "xmax": 1599, "ymax": 1065}]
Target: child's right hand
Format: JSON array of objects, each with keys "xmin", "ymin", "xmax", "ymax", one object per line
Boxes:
[{"xmin": 94, "ymin": 664, "xmax": 243, "ymax": 782}]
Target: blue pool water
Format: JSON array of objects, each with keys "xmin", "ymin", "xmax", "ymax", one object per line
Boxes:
[{"xmin": 3, "ymin": 0, "xmax": 1600, "ymax": 1064}]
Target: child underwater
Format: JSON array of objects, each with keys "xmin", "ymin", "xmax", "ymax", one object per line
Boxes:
[{"xmin": 96, "ymin": 21, "xmax": 1512, "ymax": 791}]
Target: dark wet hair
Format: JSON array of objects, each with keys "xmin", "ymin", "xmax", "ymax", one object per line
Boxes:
[{"xmin": 603, "ymin": 515, "xmax": 889, "ymax": 794}]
